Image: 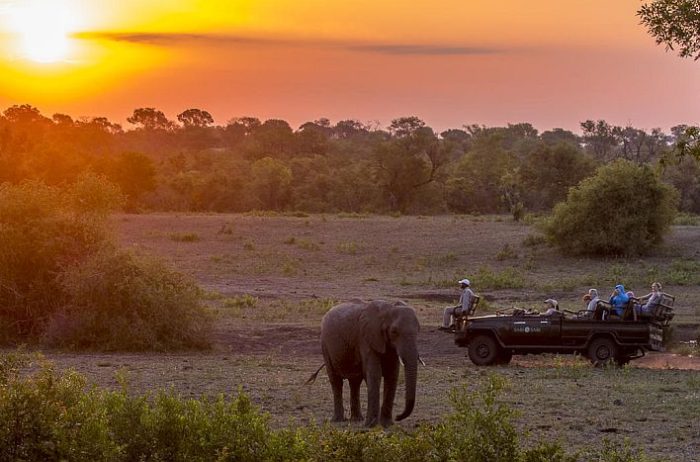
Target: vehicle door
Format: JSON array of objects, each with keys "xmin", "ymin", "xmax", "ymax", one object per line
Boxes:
[{"xmin": 508, "ymin": 315, "xmax": 562, "ymax": 346}]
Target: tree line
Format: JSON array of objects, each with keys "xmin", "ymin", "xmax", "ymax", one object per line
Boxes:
[{"xmin": 1, "ymin": 104, "xmax": 698, "ymax": 215}]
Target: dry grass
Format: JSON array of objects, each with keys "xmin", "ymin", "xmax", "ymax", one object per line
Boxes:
[{"xmin": 32, "ymin": 213, "xmax": 700, "ymax": 459}]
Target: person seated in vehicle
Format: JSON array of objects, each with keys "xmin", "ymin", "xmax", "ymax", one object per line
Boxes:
[
  {"xmin": 608, "ymin": 284, "xmax": 629, "ymax": 318},
  {"xmin": 440, "ymin": 278, "xmax": 475, "ymax": 330},
  {"xmin": 636, "ymin": 282, "xmax": 663, "ymax": 318},
  {"xmin": 542, "ymin": 298, "xmax": 561, "ymax": 316},
  {"xmin": 586, "ymin": 288, "xmax": 600, "ymax": 312}
]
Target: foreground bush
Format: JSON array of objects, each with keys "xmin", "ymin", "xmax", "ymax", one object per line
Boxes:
[
  {"xmin": 0, "ymin": 178, "xmax": 210, "ymax": 350},
  {"xmin": 544, "ymin": 160, "xmax": 678, "ymax": 256},
  {"xmin": 0, "ymin": 352, "xmax": 653, "ymax": 462}
]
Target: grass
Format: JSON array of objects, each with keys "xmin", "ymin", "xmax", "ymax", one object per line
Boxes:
[
  {"xmin": 495, "ymin": 243, "xmax": 518, "ymax": 261},
  {"xmin": 89, "ymin": 213, "xmax": 700, "ymax": 459},
  {"xmin": 169, "ymin": 232, "xmax": 201, "ymax": 242},
  {"xmin": 336, "ymin": 241, "xmax": 361, "ymax": 255},
  {"xmin": 673, "ymin": 213, "xmax": 700, "ymax": 226},
  {"xmin": 475, "ymin": 266, "xmax": 526, "ymax": 290}
]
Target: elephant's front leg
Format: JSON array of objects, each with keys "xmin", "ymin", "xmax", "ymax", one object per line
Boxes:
[
  {"xmin": 349, "ymin": 377, "xmax": 364, "ymax": 422},
  {"xmin": 364, "ymin": 356, "xmax": 382, "ymax": 427},
  {"xmin": 380, "ymin": 352, "xmax": 399, "ymax": 427}
]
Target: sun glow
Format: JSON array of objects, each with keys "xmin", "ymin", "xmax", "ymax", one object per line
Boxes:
[{"xmin": 10, "ymin": 1, "xmax": 77, "ymax": 63}]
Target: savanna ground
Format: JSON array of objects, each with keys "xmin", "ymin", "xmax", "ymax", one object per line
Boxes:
[{"xmin": 35, "ymin": 214, "xmax": 700, "ymax": 460}]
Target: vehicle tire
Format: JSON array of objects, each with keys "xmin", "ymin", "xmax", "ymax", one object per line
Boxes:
[
  {"xmin": 497, "ymin": 350, "xmax": 513, "ymax": 365},
  {"xmin": 587, "ymin": 337, "xmax": 618, "ymax": 367},
  {"xmin": 468, "ymin": 335, "xmax": 500, "ymax": 366}
]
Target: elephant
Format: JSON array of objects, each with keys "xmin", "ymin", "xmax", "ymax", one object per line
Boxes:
[{"xmin": 319, "ymin": 298, "xmax": 420, "ymax": 427}]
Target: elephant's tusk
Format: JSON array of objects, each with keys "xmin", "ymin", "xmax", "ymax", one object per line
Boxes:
[
  {"xmin": 419, "ymin": 356, "xmax": 426, "ymax": 366},
  {"xmin": 399, "ymin": 357, "xmax": 404, "ymax": 367}
]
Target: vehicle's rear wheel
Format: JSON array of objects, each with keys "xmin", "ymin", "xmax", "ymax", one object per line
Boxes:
[
  {"xmin": 587, "ymin": 337, "xmax": 618, "ymax": 367},
  {"xmin": 468, "ymin": 335, "xmax": 500, "ymax": 366}
]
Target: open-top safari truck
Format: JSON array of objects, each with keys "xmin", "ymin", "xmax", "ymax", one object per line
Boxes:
[{"xmin": 451, "ymin": 294, "xmax": 675, "ymax": 366}]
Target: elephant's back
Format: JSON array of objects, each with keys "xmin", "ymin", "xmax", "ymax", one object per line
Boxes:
[{"xmin": 321, "ymin": 301, "xmax": 362, "ymax": 339}]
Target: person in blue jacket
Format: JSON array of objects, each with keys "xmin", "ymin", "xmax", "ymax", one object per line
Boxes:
[{"xmin": 609, "ymin": 284, "xmax": 629, "ymax": 317}]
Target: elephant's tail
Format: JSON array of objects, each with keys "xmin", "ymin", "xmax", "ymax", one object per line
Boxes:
[{"xmin": 305, "ymin": 363, "xmax": 325, "ymax": 385}]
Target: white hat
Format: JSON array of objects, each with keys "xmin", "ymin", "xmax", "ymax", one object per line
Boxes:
[{"xmin": 458, "ymin": 278, "xmax": 470, "ymax": 286}]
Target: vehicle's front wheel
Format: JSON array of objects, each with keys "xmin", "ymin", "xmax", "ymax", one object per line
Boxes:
[
  {"xmin": 468, "ymin": 335, "xmax": 500, "ymax": 366},
  {"xmin": 587, "ymin": 337, "xmax": 618, "ymax": 367},
  {"xmin": 496, "ymin": 350, "xmax": 513, "ymax": 365}
]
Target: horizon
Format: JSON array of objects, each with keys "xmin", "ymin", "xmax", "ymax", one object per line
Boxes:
[{"xmin": 0, "ymin": 1, "xmax": 699, "ymax": 132}]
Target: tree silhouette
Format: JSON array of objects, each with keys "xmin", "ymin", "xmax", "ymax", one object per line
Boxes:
[
  {"xmin": 177, "ymin": 108, "xmax": 214, "ymax": 128},
  {"xmin": 639, "ymin": 0, "xmax": 700, "ymax": 60},
  {"xmin": 127, "ymin": 108, "xmax": 174, "ymax": 131}
]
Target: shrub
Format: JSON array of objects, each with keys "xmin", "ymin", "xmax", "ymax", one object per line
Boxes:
[
  {"xmin": 0, "ymin": 176, "xmax": 122, "ymax": 340},
  {"xmin": 46, "ymin": 250, "xmax": 211, "ymax": 351},
  {"xmin": 0, "ymin": 177, "xmax": 210, "ymax": 350},
  {"xmin": 544, "ymin": 160, "xmax": 678, "ymax": 256},
  {"xmin": 0, "ymin": 358, "xmax": 653, "ymax": 462},
  {"xmin": 169, "ymin": 232, "xmax": 200, "ymax": 242},
  {"xmin": 475, "ymin": 266, "xmax": 526, "ymax": 290}
]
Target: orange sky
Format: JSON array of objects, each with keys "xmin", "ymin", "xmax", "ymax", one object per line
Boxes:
[{"xmin": 0, "ymin": 0, "xmax": 698, "ymax": 131}]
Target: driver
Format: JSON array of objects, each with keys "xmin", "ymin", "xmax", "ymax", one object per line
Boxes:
[{"xmin": 440, "ymin": 278, "xmax": 475, "ymax": 330}]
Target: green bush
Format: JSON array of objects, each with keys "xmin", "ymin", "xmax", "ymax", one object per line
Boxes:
[
  {"xmin": 0, "ymin": 176, "xmax": 122, "ymax": 339},
  {"xmin": 0, "ymin": 177, "xmax": 210, "ymax": 351},
  {"xmin": 46, "ymin": 250, "xmax": 211, "ymax": 351},
  {"xmin": 544, "ymin": 160, "xmax": 678, "ymax": 256},
  {"xmin": 0, "ymin": 357, "xmax": 653, "ymax": 462}
]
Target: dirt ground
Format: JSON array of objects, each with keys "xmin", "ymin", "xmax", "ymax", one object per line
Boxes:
[{"xmin": 38, "ymin": 214, "xmax": 700, "ymax": 460}]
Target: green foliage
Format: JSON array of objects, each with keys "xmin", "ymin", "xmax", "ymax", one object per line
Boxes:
[
  {"xmin": 443, "ymin": 374, "xmax": 520, "ymax": 461},
  {"xmin": 0, "ymin": 360, "xmax": 654, "ymax": 462},
  {"xmin": 48, "ymin": 250, "xmax": 211, "ymax": 351},
  {"xmin": 475, "ymin": 266, "xmax": 526, "ymax": 290},
  {"xmin": 0, "ymin": 178, "xmax": 209, "ymax": 350},
  {"xmin": 544, "ymin": 160, "xmax": 678, "ymax": 256},
  {"xmin": 0, "ymin": 177, "xmax": 122, "ymax": 339},
  {"xmin": 638, "ymin": 0, "xmax": 700, "ymax": 60},
  {"xmin": 496, "ymin": 243, "xmax": 518, "ymax": 260},
  {"xmin": 673, "ymin": 212, "xmax": 700, "ymax": 225},
  {"xmin": 522, "ymin": 233, "xmax": 547, "ymax": 247},
  {"xmin": 223, "ymin": 294, "xmax": 259, "ymax": 310}
]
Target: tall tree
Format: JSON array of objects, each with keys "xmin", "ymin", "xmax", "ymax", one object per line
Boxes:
[
  {"xmin": 638, "ymin": 0, "xmax": 700, "ymax": 60},
  {"xmin": 177, "ymin": 108, "xmax": 214, "ymax": 128},
  {"xmin": 638, "ymin": 1, "xmax": 700, "ymax": 160},
  {"xmin": 127, "ymin": 108, "xmax": 174, "ymax": 131}
]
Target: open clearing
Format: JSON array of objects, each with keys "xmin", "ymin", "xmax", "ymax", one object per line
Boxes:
[{"xmin": 40, "ymin": 214, "xmax": 700, "ymax": 460}]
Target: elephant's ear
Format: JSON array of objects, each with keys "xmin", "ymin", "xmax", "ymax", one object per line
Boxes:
[{"xmin": 359, "ymin": 301, "xmax": 387, "ymax": 354}]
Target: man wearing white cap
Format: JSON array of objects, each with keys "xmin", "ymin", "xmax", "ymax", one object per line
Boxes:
[{"xmin": 441, "ymin": 278, "xmax": 475, "ymax": 330}]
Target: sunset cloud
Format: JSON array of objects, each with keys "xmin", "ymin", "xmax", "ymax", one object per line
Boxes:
[{"xmin": 72, "ymin": 31, "xmax": 503, "ymax": 56}]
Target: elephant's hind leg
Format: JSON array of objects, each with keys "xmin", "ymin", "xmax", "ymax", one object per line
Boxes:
[
  {"xmin": 323, "ymin": 348, "xmax": 346, "ymax": 421},
  {"xmin": 349, "ymin": 377, "xmax": 364, "ymax": 421},
  {"xmin": 326, "ymin": 369, "xmax": 346, "ymax": 422}
]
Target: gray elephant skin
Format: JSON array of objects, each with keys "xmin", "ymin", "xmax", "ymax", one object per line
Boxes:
[{"xmin": 320, "ymin": 299, "xmax": 420, "ymax": 427}]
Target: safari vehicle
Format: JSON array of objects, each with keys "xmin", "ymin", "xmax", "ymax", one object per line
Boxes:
[{"xmin": 453, "ymin": 294, "xmax": 675, "ymax": 366}]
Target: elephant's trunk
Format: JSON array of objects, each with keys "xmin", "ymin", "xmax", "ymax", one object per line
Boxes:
[{"xmin": 395, "ymin": 342, "xmax": 418, "ymax": 421}]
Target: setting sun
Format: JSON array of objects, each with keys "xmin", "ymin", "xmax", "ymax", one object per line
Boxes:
[{"xmin": 10, "ymin": 0, "xmax": 76, "ymax": 63}]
